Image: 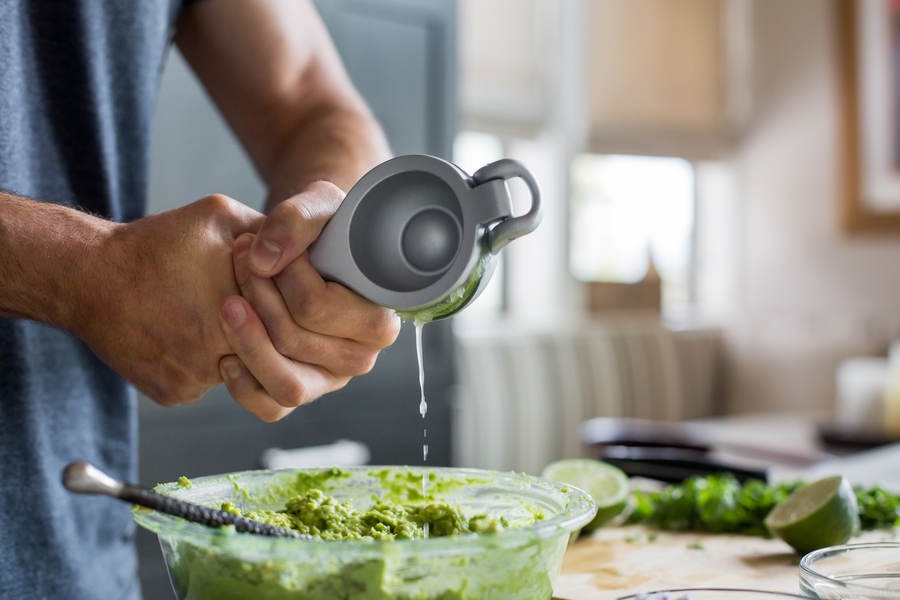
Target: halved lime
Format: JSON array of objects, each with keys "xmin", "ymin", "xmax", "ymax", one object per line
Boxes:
[
  {"xmin": 542, "ymin": 459, "xmax": 630, "ymax": 532},
  {"xmin": 764, "ymin": 475, "xmax": 860, "ymax": 554}
]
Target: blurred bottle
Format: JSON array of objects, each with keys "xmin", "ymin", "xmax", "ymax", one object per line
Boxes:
[{"xmin": 883, "ymin": 340, "xmax": 900, "ymax": 433}]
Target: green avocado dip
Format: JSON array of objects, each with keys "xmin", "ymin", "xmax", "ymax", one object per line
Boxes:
[
  {"xmin": 219, "ymin": 489, "xmax": 509, "ymax": 540},
  {"xmin": 139, "ymin": 467, "xmax": 582, "ymax": 600}
]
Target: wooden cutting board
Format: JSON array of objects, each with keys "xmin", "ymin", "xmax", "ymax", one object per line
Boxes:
[{"xmin": 553, "ymin": 525, "xmax": 900, "ymax": 599}]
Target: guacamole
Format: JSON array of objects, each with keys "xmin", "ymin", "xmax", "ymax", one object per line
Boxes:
[
  {"xmin": 218, "ymin": 489, "xmax": 508, "ymax": 540},
  {"xmin": 142, "ymin": 467, "xmax": 580, "ymax": 600}
]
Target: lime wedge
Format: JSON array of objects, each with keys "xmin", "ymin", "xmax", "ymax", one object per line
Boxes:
[
  {"xmin": 542, "ymin": 459, "xmax": 630, "ymax": 532},
  {"xmin": 764, "ymin": 475, "xmax": 860, "ymax": 554}
]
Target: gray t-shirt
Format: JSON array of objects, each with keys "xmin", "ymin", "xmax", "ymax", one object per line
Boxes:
[{"xmin": 0, "ymin": 1, "xmax": 193, "ymax": 597}]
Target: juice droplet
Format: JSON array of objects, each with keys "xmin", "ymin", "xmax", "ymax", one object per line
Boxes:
[
  {"xmin": 415, "ymin": 321, "xmax": 429, "ymax": 540},
  {"xmin": 416, "ymin": 323, "xmax": 427, "ymax": 419},
  {"xmin": 415, "ymin": 324, "xmax": 428, "ymax": 466}
]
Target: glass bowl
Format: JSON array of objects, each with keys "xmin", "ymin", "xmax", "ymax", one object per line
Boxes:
[
  {"xmin": 618, "ymin": 589, "xmax": 808, "ymax": 599},
  {"xmin": 132, "ymin": 466, "xmax": 596, "ymax": 600},
  {"xmin": 799, "ymin": 542, "xmax": 900, "ymax": 599}
]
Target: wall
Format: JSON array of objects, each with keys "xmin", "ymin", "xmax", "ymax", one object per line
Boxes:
[{"xmin": 724, "ymin": 0, "xmax": 900, "ymax": 414}]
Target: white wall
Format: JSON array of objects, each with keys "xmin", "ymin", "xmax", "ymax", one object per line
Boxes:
[
  {"xmin": 456, "ymin": 0, "xmax": 900, "ymax": 417},
  {"xmin": 724, "ymin": 0, "xmax": 900, "ymax": 414}
]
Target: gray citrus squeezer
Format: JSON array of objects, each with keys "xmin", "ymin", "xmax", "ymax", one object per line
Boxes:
[{"xmin": 308, "ymin": 154, "xmax": 542, "ymax": 321}]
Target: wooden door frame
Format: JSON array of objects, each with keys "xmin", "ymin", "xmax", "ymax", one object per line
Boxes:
[{"xmin": 838, "ymin": 0, "xmax": 900, "ymax": 232}]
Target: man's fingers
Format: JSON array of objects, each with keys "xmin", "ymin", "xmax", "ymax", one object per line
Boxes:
[
  {"xmin": 219, "ymin": 356, "xmax": 294, "ymax": 422},
  {"xmin": 274, "ymin": 255, "xmax": 401, "ymax": 349},
  {"xmin": 219, "ymin": 295, "xmax": 347, "ymax": 408},
  {"xmin": 249, "ymin": 181, "xmax": 344, "ymax": 277},
  {"xmin": 234, "ymin": 236, "xmax": 379, "ymax": 377},
  {"xmin": 232, "ymin": 233, "xmax": 256, "ymax": 288}
]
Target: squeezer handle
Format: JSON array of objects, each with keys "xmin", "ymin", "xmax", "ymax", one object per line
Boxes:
[{"xmin": 471, "ymin": 159, "xmax": 543, "ymax": 254}]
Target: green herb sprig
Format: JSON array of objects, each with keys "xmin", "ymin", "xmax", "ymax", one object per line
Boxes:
[{"xmin": 626, "ymin": 474, "xmax": 900, "ymax": 535}]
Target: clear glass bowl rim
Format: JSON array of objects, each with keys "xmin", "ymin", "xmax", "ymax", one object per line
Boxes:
[
  {"xmin": 799, "ymin": 541, "xmax": 900, "ymax": 597},
  {"xmin": 617, "ymin": 588, "xmax": 808, "ymax": 599},
  {"xmin": 132, "ymin": 465, "xmax": 598, "ymax": 557}
]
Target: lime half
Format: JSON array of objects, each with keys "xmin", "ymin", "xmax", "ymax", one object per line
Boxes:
[
  {"xmin": 764, "ymin": 475, "xmax": 860, "ymax": 554},
  {"xmin": 542, "ymin": 459, "xmax": 629, "ymax": 532}
]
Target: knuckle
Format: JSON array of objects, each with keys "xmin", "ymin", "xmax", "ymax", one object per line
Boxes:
[
  {"xmin": 173, "ymin": 377, "xmax": 206, "ymax": 405},
  {"xmin": 367, "ymin": 310, "xmax": 401, "ymax": 348},
  {"xmin": 229, "ymin": 321, "xmax": 263, "ymax": 357},
  {"xmin": 179, "ymin": 390, "xmax": 204, "ymax": 405},
  {"xmin": 307, "ymin": 294, "xmax": 331, "ymax": 325},
  {"xmin": 154, "ymin": 363, "xmax": 207, "ymax": 407},
  {"xmin": 279, "ymin": 182, "xmax": 343, "ymax": 225},
  {"xmin": 196, "ymin": 363, "xmax": 221, "ymax": 389},
  {"xmin": 290, "ymin": 287, "xmax": 329, "ymax": 326},
  {"xmin": 377, "ymin": 313, "xmax": 402, "ymax": 347},
  {"xmin": 153, "ymin": 394, "xmax": 180, "ymax": 408},
  {"xmin": 269, "ymin": 333, "xmax": 289, "ymax": 357},
  {"xmin": 269, "ymin": 328, "xmax": 297, "ymax": 358},
  {"xmin": 280, "ymin": 378, "xmax": 309, "ymax": 408},
  {"xmin": 257, "ymin": 406, "xmax": 289, "ymax": 423},
  {"xmin": 233, "ymin": 254, "xmax": 251, "ymax": 287},
  {"xmin": 308, "ymin": 180, "xmax": 344, "ymax": 200},
  {"xmin": 161, "ymin": 389, "xmax": 192, "ymax": 407},
  {"xmin": 277, "ymin": 195, "xmax": 315, "ymax": 225},
  {"xmin": 346, "ymin": 349, "xmax": 378, "ymax": 377},
  {"xmin": 330, "ymin": 377, "xmax": 351, "ymax": 394},
  {"xmin": 141, "ymin": 381, "xmax": 171, "ymax": 406},
  {"xmin": 201, "ymin": 193, "xmax": 237, "ymax": 213}
]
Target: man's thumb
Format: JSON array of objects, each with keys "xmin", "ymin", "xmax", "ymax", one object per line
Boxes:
[{"xmin": 249, "ymin": 181, "xmax": 344, "ymax": 277}]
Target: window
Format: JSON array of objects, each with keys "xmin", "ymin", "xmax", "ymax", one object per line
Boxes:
[
  {"xmin": 569, "ymin": 154, "xmax": 695, "ymax": 312},
  {"xmin": 451, "ymin": 131, "xmax": 507, "ymax": 320}
]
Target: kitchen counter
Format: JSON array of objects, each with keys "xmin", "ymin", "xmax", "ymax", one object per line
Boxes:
[
  {"xmin": 555, "ymin": 419, "xmax": 900, "ymax": 599},
  {"xmin": 554, "ymin": 525, "xmax": 899, "ymax": 599}
]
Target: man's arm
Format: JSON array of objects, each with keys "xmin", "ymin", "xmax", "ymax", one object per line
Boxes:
[
  {"xmin": 172, "ymin": 0, "xmax": 400, "ymax": 417},
  {"xmin": 0, "ymin": 1, "xmax": 397, "ymax": 419},
  {"xmin": 174, "ymin": 0, "xmax": 391, "ymax": 206},
  {"xmin": 0, "ymin": 192, "xmax": 110, "ymax": 330},
  {"xmin": 0, "ymin": 190, "xmax": 273, "ymax": 409}
]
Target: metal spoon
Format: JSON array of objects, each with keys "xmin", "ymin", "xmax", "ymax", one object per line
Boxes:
[{"xmin": 62, "ymin": 461, "xmax": 309, "ymax": 539}]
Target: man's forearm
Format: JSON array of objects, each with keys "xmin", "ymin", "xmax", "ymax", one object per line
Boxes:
[
  {"xmin": 263, "ymin": 103, "xmax": 390, "ymax": 211},
  {"xmin": 173, "ymin": 0, "xmax": 391, "ymax": 211},
  {"xmin": 0, "ymin": 192, "xmax": 111, "ymax": 329}
]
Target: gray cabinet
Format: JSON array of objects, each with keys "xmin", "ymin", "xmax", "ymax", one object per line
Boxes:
[
  {"xmin": 314, "ymin": 0, "xmax": 455, "ymax": 158},
  {"xmin": 138, "ymin": 1, "xmax": 456, "ymax": 596}
]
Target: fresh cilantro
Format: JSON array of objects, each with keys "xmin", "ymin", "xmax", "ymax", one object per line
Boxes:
[{"xmin": 626, "ymin": 474, "xmax": 900, "ymax": 535}]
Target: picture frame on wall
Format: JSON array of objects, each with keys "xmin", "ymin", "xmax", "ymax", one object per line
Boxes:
[{"xmin": 840, "ymin": 0, "xmax": 900, "ymax": 231}]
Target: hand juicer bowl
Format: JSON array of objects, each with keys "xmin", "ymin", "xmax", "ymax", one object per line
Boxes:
[
  {"xmin": 308, "ymin": 155, "xmax": 542, "ymax": 321},
  {"xmin": 132, "ymin": 466, "xmax": 596, "ymax": 600}
]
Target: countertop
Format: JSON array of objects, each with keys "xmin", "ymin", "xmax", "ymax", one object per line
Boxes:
[
  {"xmin": 554, "ymin": 525, "xmax": 899, "ymax": 599},
  {"xmin": 554, "ymin": 417, "xmax": 900, "ymax": 599}
]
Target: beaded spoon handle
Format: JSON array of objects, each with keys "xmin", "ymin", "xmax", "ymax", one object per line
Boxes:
[{"xmin": 62, "ymin": 461, "xmax": 309, "ymax": 539}]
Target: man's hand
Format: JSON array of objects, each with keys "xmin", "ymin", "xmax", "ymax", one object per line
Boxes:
[
  {"xmin": 171, "ymin": 0, "xmax": 400, "ymax": 421},
  {"xmin": 71, "ymin": 194, "xmax": 264, "ymax": 407},
  {"xmin": 217, "ymin": 182, "xmax": 401, "ymax": 422}
]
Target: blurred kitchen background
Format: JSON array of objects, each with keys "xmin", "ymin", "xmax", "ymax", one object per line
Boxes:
[{"xmin": 138, "ymin": 0, "xmax": 900, "ymax": 594}]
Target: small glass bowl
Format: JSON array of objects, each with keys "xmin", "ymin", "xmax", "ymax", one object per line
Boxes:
[
  {"xmin": 799, "ymin": 542, "xmax": 900, "ymax": 599},
  {"xmin": 617, "ymin": 589, "xmax": 808, "ymax": 599}
]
